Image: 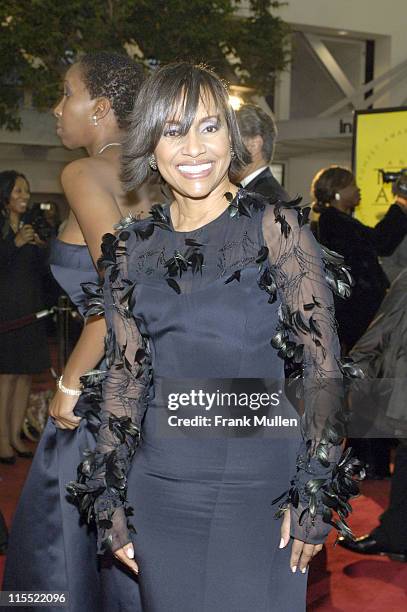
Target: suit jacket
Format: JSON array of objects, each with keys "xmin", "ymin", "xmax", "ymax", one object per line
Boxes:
[
  {"xmin": 244, "ymin": 167, "xmax": 289, "ymax": 202},
  {"xmin": 380, "ymin": 234, "xmax": 407, "ymax": 284},
  {"xmin": 350, "ymin": 268, "xmax": 407, "ymax": 433}
]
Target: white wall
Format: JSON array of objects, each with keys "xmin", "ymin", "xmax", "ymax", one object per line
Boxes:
[
  {"xmin": 284, "ymin": 149, "xmax": 352, "ymax": 201},
  {"xmin": 278, "ymin": 0, "xmax": 406, "ymax": 63}
]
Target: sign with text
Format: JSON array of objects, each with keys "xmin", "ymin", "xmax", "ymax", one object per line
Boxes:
[{"xmin": 353, "ymin": 107, "xmax": 407, "ymax": 227}]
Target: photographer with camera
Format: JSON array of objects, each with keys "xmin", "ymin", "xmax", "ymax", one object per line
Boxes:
[
  {"xmin": 21, "ymin": 201, "xmax": 57, "ymax": 243},
  {"xmin": 312, "ymin": 165, "xmax": 407, "ymax": 353},
  {"xmin": 0, "ymin": 170, "xmax": 50, "ymax": 463},
  {"xmin": 380, "ymin": 170, "xmax": 407, "ymax": 283}
]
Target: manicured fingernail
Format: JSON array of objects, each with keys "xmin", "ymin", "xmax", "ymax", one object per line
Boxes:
[
  {"xmin": 126, "ymin": 548, "xmax": 134, "ymax": 559},
  {"xmin": 279, "ymin": 538, "xmax": 285, "ymax": 548},
  {"xmin": 291, "ymin": 565, "xmax": 297, "ymax": 573},
  {"xmin": 301, "ymin": 567, "xmax": 307, "ymax": 574}
]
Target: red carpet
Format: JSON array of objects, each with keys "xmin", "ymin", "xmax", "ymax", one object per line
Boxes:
[
  {"xmin": 307, "ymin": 479, "xmax": 407, "ymax": 610},
  {"xmin": 2, "ymin": 465, "xmax": 406, "ymax": 610}
]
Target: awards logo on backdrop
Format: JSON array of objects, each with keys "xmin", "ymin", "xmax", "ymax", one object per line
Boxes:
[{"xmin": 352, "ymin": 107, "xmax": 407, "ymax": 227}]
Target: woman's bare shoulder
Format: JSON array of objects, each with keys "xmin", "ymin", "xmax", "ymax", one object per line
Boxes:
[{"xmin": 62, "ymin": 156, "xmax": 118, "ymax": 182}]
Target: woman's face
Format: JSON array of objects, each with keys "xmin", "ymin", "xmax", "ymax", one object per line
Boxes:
[
  {"xmin": 154, "ymin": 93, "xmax": 232, "ymax": 199},
  {"xmin": 7, "ymin": 177, "xmax": 30, "ymax": 216},
  {"xmin": 53, "ymin": 64, "xmax": 96, "ymax": 149},
  {"xmin": 336, "ymin": 177, "xmax": 361, "ymax": 210}
]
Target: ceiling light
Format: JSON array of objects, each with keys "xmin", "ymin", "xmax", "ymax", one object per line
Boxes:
[{"xmin": 229, "ymin": 95, "xmax": 244, "ymax": 110}]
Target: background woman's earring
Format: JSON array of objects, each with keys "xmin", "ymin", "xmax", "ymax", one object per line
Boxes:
[
  {"xmin": 230, "ymin": 145, "xmax": 236, "ymax": 159},
  {"xmin": 149, "ymin": 154, "xmax": 158, "ymax": 170},
  {"xmin": 335, "ymin": 193, "xmax": 341, "ymax": 201},
  {"xmin": 92, "ymin": 115, "xmax": 98, "ymax": 127}
]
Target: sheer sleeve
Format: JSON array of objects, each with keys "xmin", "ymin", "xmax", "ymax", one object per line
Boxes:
[
  {"xmin": 262, "ymin": 202, "xmax": 364, "ymax": 544},
  {"xmin": 67, "ymin": 229, "xmax": 151, "ymax": 554}
]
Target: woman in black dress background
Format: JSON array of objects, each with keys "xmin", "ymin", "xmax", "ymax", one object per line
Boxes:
[
  {"xmin": 311, "ymin": 166, "xmax": 407, "ymax": 354},
  {"xmin": 0, "ymin": 171, "xmax": 50, "ymax": 463}
]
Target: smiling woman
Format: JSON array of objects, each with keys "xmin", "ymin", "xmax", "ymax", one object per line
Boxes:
[
  {"xmin": 122, "ymin": 63, "xmax": 249, "ymax": 194},
  {"xmin": 66, "ymin": 63, "xmax": 364, "ymax": 612},
  {"xmin": 0, "ymin": 170, "xmax": 50, "ymax": 462}
]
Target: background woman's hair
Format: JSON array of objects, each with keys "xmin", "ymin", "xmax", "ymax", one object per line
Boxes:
[
  {"xmin": 78, "ymin": 51, "xmax": 144, "ymax": 129},
  {"xmin": 122, "ymin": 62, "xmax": 250, "ymax": 191},
  {"xmin": 0, "ymin": 170, "xmax": 29, "ymax": 216},
  {"xmin": 311, "ymin": 165, "xmax": 354, "ymax": 213}
]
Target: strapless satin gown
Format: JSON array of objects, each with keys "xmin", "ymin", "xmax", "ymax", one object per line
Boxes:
[{"xmin": 2, "ymin": 239, "xmax": 142, "ymax": 612}]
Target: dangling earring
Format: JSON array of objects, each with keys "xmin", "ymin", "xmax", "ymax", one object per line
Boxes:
[
  {"xmin": 149, "ymin": 154, "xmax": 158, "ymax": 170},
  {"xmin": 230, "ymin": 145, "xmax": 236, "ymax": 159},
  {"xmin": 92, "ymin": 115, "xmax": 98, "ymax": 127}
]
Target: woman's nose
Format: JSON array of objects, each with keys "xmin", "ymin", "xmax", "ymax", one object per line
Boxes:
[
  {"xmin": 182, "ymin": 131, "xmax": 206, "ymax": 157},
  {"xmin": 53, "ymin": 100, "xmax": 63, "ymax": 118}
]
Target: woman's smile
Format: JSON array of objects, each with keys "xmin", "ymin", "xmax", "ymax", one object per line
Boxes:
[{"xmin": 176, "ymin": 161, "xmax": 214, "ymax": 179}]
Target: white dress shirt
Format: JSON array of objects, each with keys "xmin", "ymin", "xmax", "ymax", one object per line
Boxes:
[{"xmin": 240, "ymin": 166, "xmax": 268, "ymax": 188}]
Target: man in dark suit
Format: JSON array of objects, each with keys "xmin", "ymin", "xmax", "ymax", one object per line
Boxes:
[{"xmin": 236, "ymin": 104, "xmax": 289, "ymax": 201}]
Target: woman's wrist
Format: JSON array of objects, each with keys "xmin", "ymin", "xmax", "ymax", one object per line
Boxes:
[
  {"xmin": 60, "ymin": 368, "xmax": 83, "ymax": 388},
  {"xmin": 57, "ymin": 375, "xmax": 82, "ymax": 396}
]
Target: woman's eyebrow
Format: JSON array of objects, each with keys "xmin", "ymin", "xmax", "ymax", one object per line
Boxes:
[
  {"xmin": 199, "ymin": 114, "xmax": 220, "ymax": 124},
  {"xmin": 164, "ymin": 114, "xmax": 220, "ymax": 126}
]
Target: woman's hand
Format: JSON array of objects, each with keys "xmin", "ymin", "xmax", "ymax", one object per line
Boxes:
[
  {"xmin": 14, "ymin": 224, "xmax": 36, "ymax": 247},
  {"xmin": 279, "ymin": 506, "xmax": 323, "ymax": 573},
  {"xmin": 113, "ymin": 543, "xmax": 139, "ymax": 575},
  {"xmin": 49, "ymin": 390, "xmax": 82, "ymax": 430},
  {"xmin": 32, "ymin": 232, "xmax": 47, "ymax": 247}
]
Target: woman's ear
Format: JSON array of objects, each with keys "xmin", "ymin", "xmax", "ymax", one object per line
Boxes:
[{"xmin": 92, "ymin": 97, "xmax": 112, "ymax": 123}]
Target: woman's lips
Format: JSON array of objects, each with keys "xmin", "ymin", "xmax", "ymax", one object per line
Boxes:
[{"xmin": 177, "ymin": 162, "xmax": 213, "ymax": 179}]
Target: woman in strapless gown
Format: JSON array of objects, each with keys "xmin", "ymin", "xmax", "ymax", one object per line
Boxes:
[
  {"xmin": 2, "ymin": 52, "xmax": 145, "ymax": 612},
  {"xmin": 2, "ymin": 239, "xmax": 145, "ymax": 612},
  {"xmin": 2, "ymin": 239, "xmax": 103, "ymax": 610}
]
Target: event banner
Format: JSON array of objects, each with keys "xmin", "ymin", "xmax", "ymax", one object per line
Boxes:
[{"xmin": 352, "ymin": 107, "xmax": 407, "ymax": 227}]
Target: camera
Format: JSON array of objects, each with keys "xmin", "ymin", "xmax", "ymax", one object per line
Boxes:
[
  {"xmin": 379, "ymin": 168, "xmax": 407, "ymax": 199},
  {"xmin": 21, "ymin": 203, "xmax": 54, "ymax": 242}
]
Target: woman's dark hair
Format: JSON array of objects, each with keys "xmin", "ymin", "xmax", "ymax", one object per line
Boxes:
[
  {"xmin": 311, "ymin": 165, "xmax": 354, "ymax": 213},
  {"xmin": 122, "ymin": 62, "xmax": 250, "ymax": 191},
  {"xmin": 0, "ymin": 170, "xmax": 29, "ymax": 216},
  {"xmin": 77, "ymin": 52, "xmax": 144, "ymax": 129}
]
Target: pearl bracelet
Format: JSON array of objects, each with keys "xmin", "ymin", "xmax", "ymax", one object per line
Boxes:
[{"xmin": 57, "ymin": 376, "xmax": 82, "ymax": 396}]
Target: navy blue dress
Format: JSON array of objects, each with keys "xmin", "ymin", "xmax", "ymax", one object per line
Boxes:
[
  {"xmin": 69, "ymin": 192, "xmax": 362, "ymax": 611},
  {"xmin": 2, "ymin": 239, "xmax": 142, "ymax": 612}
]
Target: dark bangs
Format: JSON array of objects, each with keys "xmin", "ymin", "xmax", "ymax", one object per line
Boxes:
[{"xmin": 122, "ymin": 62, "xmax": 249, "ymax": 191}]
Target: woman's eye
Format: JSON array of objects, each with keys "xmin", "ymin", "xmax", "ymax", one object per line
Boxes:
[
  {"xmin": 203, "ymin": 124, "xmax": 218, "ymax": 133},
  {"xmin": 164, "ymin": 126, "xmax": 181, "ymax": 137}
]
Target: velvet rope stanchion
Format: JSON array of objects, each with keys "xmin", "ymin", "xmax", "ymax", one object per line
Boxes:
[{"xmin": 0, "ymin": 309, "xmax": 53, "ymax": 334}]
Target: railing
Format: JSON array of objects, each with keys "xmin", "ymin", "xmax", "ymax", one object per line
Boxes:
[{"xmin": 318, "ymin": 57, "xmax": 407, "ymax": 117}]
